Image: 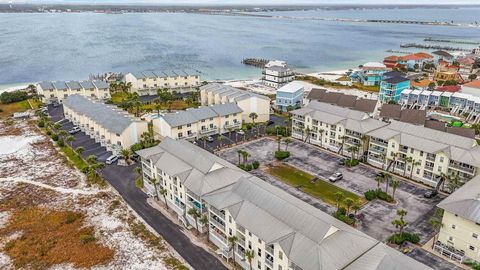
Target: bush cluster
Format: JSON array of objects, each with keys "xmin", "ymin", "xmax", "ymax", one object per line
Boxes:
[
  {"xmin": 51, "ymin": 133, "xmax": 59, "ymax": 141},
  {"xmin": 238, "ymin": 161, "xmax": 260, "ymax": 171},
  {"xmin": 344, "ymin": 159, "xmax": 359, "ymax": 167},
  {"xmin": 275, "ymin": 150, "xmax": 290, "ymax": 160},
  {"xmin": 37, "ymin": 120, "xmax": 45, "ymax": 128},
  {"xmin": 465, "ymin": 260, "xmax": 480, "ymax": 270},
  {"xmin": 364, "ymin": 189, "xmax": 394, "ymax": 202},
  {"xmin": 388, "ymin": 232, "xmax": 420, "ymax": 245},
  {"xmin": 333, "ymin": 207, "xmax": 354, "ymax": 225},
  {"xmin": 266, "ymin": 126, "xmax": 288, "ymax": 137},
  {"xmin": 0, "ymin": 91, "xmax": 29, "ymax": 104}
]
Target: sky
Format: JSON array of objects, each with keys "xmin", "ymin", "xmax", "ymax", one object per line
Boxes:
[{"xmin": 2, "ymin": 0, "xmax": 480, "ymax": 4}]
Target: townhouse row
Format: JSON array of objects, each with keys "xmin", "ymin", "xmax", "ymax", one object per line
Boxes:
[
  {"xmin": 124, "ymin": 70, "xmax": 201, "ymax": 95},
  {"xmin": 148, "ymin": 103, "xmax": 243, "ymax": 140},
  {"xmin": 291, "ymin": 101, "xmax": 480, "ymax": 189},
  {"xmin": 63, "ymin": 95, "xmax": 148, "ymax": 154},
  {"xmin": 137, "ymin": 138, "xmax": 431, "ymax": 270},
  {"xmin": 36, "ymin": 80, "xmax": 110, "ymax": 104},
  {"xmin": 200, "ymin": 83, "xmax": 271, "ymax": 123}
]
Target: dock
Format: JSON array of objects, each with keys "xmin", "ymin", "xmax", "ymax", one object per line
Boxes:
[
  {"xmin": 241, "ymin": 58, "xmax": 270, "ymax": 68},
  {"xmin": 400, "ymin": 43, "xmax": 471, "ymax": 52},
  {"xmin": 424, "ymin": 37, "xmax": 480, "ymax": 45}
]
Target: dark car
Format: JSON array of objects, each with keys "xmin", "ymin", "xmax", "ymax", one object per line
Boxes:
[
  {"xmin": 376, "ymin": 172, "xmax": 385, "ymax": 178},
  {"xmin": 267, "ymin": 120, "xmax": 275, "ymax": 126},
  {"xmin": 424, "ymin": 189, "xmax": 438, "ymax": 198},
  {"xmin": 338, "ymin": 158, "xmax": 347, "ymax": 166},
  {"xmin": 131, "ymin": 153, "xmax": 140, "ymax": 162}
]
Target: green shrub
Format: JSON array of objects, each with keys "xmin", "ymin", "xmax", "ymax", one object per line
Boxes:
[
  {"xmin": 57, "ymin": 139, "xmax": 65, "ymax": 147},
  {"xmin": 245, "ymin": 123, "xmax": 253, "ymax": 130},
  {"xmin": 252, "ymin": 160, "xmax": 260, "ymax": 169},
  {"xmin": 130, "ymin": 142, "xmax": 144, "ymax": 152},
  {"xmin": 51, "ymin": 133, "xmax": 59, "ymax": 141},
  {"xmin": 79, "ymin": 234, "xmax": 95, "ymax": 244},
  {"xmin": 266, "ymin": 126, "xmax": 287, "ymax": 136},
  {"xmin": 377, "ymin": 191, "xmax": 394, "ymax": 203},
  {"xmin": 0, "ymin": 90, "xmax": 29, "ymax": 104},
  {"xmin": 245, "ymin": 164, "xmax": 253, "ymax": 171},
  {"xmin": 388, "ymin": 232, "xmax": 420, "ymax": 245},
  {"xmin": 135, "ymin": 178, "xmax": 144, "ymax": 189},
  {"xmin": 364, "ymin": 190, "xmax": 377, "ymax": 201},
  {"xmin": 334, "ymin": 207, "xmax": 354, "ymax": 225},
  {"xmin": 46, "ymin": 130, "xmax": 52, "ymax": 136},
  {"xmin": 64, "ymin": 212, "xmax": 82, "ymax": 224},
  {"xmin": 275, "ymin": 150, "xmax": 290, "ymax": 160},
  {"xmin": 37, "ymin": 120, "xmax": 45, "ymax": 128},
  {"xmin": 345, "ymin": 159, "xmax": 359, "ymax": 167},
  {"xmin": 465, "ymin": 260, "xmax": 480, "ymax": 270}
]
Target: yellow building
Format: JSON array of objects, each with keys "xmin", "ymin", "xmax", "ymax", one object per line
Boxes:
[
  {"xmin": 124, "ymin": 70, "xmax": 200, "ymax": 95},
  {"xmin": 200, "ymin": 83, "xmax": 271, "ymax": 123},
  {"xmin": 436, "ymin": 175, "xmax": 480, "ymax": 263},
  {"xmin": 63, "ymin": 95, "xmax": 148, "ymax": 154},
  {"xmin": 36, "ymin": 80, "xmax": 110, "ymax": 104}
]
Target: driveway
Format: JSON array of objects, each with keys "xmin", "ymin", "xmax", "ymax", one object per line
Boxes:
[
  {"xmin": 218, "ymin": 137, "xmax": 444, "ymax": 244},
  {"xmin": 47, "ymin": 105, "xmax": 228, "ymax": 270}
]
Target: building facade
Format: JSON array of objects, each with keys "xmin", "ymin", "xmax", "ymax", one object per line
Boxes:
[
  {"xmin": 137, "ymin": 138, "xmax": 431, "ymax": 270},
  {"xmin": 200, "ymin": 83, "xmax": 271, "ymax": 123},
  {"xmin": 262, "ymin": 60, "xmax": 295, "ymax": 89},
  {"xmin": 275, "ymin": 81, "xmax": 304, "ymax": 112},
  {"xmin": 355, "ymin": 62, "xmax": 388, "ymax": 86},
  {"xmin": 124, "ymin": 70, "xmax": 200, "ymax": 95},
  {"xmin": 379, "ymin": 75, "xmax": 410, "ymax": 103},
  {"xmin": 151, "ymin": 103, "xmax": 243, "ymax": 140},
  {"xmin": 37, "ymin": 80, "xmax": 110, "ymax": 104},
  {"xmin": 63, "ymin": 95, "xmax": 148, "ymax": 154}
]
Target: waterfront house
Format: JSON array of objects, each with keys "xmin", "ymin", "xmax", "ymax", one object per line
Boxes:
[
  {"xmin": 151, "ymin": 103, "xmax": 242, "ymax": 140},
  {"xmin": 200, "ymin": 83, "xmax": 270, "ymax": 123},
  {"xmin": 36, "ymin": 80, "xmax": 110, "ymax": 104},
  {"xmin": 124, "ymin": 70, "xmax": 200, "ymax": 95},
  {"xmin": 398, "ymin": 52, "xmax": 434, "ymax": 71},
  {"xmin": 136, "ymin": 138, "xmax": 432, "ymax": 270},
  {"xmin": 457, "ymin": 57, "xmax": 476, "ymax": 79},
  {"xmin": 432, "ymin": 50, "xmax": 455, "ymax": 64},
  {"xmin": 275, "ymin": 81, "xmax": 304, "ymax": 112},
  {"xmin": 355, "ymin": 62, "xmax": 387, "ymax": 86},
  {"xmin": 63, "ymin": 95, "xmax": 148, "ymax": 155},
  {"xmin": 383, "ymin": 55, "xmax": 402, "ymax": 69},
  {"xmin": 434, "ymin": 61, "xmax": 462, "ymax": 83},
  {"xmin": 379, "ymin": 72, "xmax": 410, "ymax": 103},
  {"xmin": 261, "ymin": 60, "xmax": 295, "ymax": 89}
]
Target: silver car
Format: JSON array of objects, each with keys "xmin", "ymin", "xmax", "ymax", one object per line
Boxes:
[{"xmin": 329, "ymin": 172, "xmax": 343, "ymax": 182}]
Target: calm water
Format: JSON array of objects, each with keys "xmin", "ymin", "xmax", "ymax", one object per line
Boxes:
[{"xmin": 0, "ymin": 7, "xmax": 479, "ymax": 85}]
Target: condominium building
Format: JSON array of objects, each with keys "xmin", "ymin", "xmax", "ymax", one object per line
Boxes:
[
  {"xmin": 262, "ymin": 60, "xmax": 295, "ymax": 88},
  {"xmin": 290, "ymin": 100, "xmax": 388, "ymax": 157},
  {"xmin": 276, "ymin": 81, "xmax": 304, "ymax": 112},
  {"xmin": 124, "ymin": 70, "xmax": 201, "ymax": 95},
  {"xmin": 36, "ymin": 80, "xmax": 110, "ymax": 104},
  {"xmin": 436, "ymin": 175, "xmax": 480, "ymax": 263},
  {"xmin": 152, "ymin": 103, "xmax": 242, "ymax": 140},
  {"xmin": 63, "ymin": 95, "xmax": 148, "ymax": 154},
  {"xmin": 379, "ymin": 72, "xmax": 410, "ymax": 103},
  {"xmin": 352, "ymin": 62, "xmax": 387, "ymax": 86},
  {"xmin": 200, "ymin": 83, "xmax": 270, "ymax": 123},
  {"xmin": 291, "ymin": 101, "xmax": 480, "ymax": 190},
  {"xmin": 137, "ymin": 138, "xmax": 431, "ymax": 270}
]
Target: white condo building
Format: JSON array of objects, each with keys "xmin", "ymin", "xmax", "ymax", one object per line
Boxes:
[
  {"xmin": 200, "ymin": 83, "xmax": 271, "ymax": 123},
  {"xmin": 151, "ymin": 103, "xmax": 243, "ymax": 140},
  {"xmin": 124, "ymin": 70, "xmax": 201, "ymax": 95},
  {"xmin": 137, "ymin": 138, "xmax": 431, "ymax": 270},
  {"xmin": 36, "ymin": 80, "xmax": 110, "ymax": 104},
  {"xmin": 262, "ymin": 60, "xmax": 295, "ymax": 89},
  {"xmin": 63, "ymin": 95, "xmax": 148, "ymax": 154}
]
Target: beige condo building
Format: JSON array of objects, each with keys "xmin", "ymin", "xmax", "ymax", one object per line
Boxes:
[
  {"xmin": 137, "ymin": 138, "xmax": 431, "ymax": 270},
  {"xmin": 63, "ymin": 95, "xmax": 148, "ymax": 154},
  {"xmin": 124, "ymin": 70, "xmax": 201, "ymax": 95},
  {"xmin": 36, "ymin": 80, "xmax": 110, "ymax": 104},
  {"xmin": 200, "ymin": 83, "xmax": 271, "ymax": 123}
]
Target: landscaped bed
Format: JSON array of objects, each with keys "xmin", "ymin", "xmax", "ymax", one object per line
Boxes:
[{"xmin": 266, "ymin": 163, "xmax": 365, "ymax": 207}]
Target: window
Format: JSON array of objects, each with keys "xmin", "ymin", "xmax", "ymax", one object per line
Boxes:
[
  {"xmin": 257, "ymin": 261, "xmax": 261, "ymax": 269},
  {"xmin": 279, "ymin": 251, "xmax": 283, "ymax": 260},
  {"xmin": 451, "ymin": 224, "xmax": 456, "ymax": 229},
  {"xmin": 438, "ymin": 166, "xmax": 442, "ymax": 172},
  {"xmin": 416, "ymin": 168, "xmax": 420, "ymax": 174},
  {"xmin": 278, "ymin": 266, "xmax": 282, "ymax": 270},
  {"xmin": 229, "ymin": 228, "xmax": 232, "ymax": 236},
  {"xmin": 248, "ymin": 241, "xmax": 252, "ymax": 249},
  {"xmin": 473, "ymin": 233, "xmax": 478, "ymax": 239},
  {"xmin": 420, "ymin": 151, "xmax": 424, "ymax": 157},
  {"xmin": 391, "ymin": 143, "xmax": 395, "ymax": 148},
  {"xmin": 178, "ymin": 132, "xmax": 183, "ymax": 138},
  {"xmin": 249, "ymin": 232, "xmax": 252, "ymax": 237},
  {"xmin": 410, "ymin": 149, "xmax": 414, "ymax": 154},
  {"xmin": 229, "ymin": 216, "xmax": 232, "ymax": 223},
  {"xmin": 225, "ymin": 115, "xmax": 229, "ymax": 118},
  {"xmin": 470, "ymin": 245, "xmax": 475, "ymax": 251},
  {"xmin": 258, "ymin": 248, "xmax": 262, "ymax": 256},
  {"xmin": 178, "ymin": 126, "xmax": 183, "ymax": 130}
]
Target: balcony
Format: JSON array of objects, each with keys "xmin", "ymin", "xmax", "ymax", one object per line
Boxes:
[
  {"xmin": 426, "ymin": 154, "xmax": 436, "ymax": 162},
  {"xmin": 265, "ymin": 257, "xmax": 274, "ymax": 268},
  {"xmin": 266, "ymin": 245, "xmax": 274, "ymax": 255},
  {"xmin": 433, "ymin": 241, "xmax": 465, "ymax": 263},
  {"xmin": 370, "ymin": 138, "xmax": 388, "ymax": 147},
  {"xmin": 210, "ymin": 227, "xmax": 228, "ymax": 246},
  {"xmin": 210, "ymin": 207, "xmax": 225, "ymax": 220},
  {"xmin": 448, "ymin": 162, "xmax": 475, "ymax": 174},
  {"xmin": 224, "ymin": 122, "xmax": 241, "ymax": 129},
  {"xmin": 237, "ymin": 225, "xmax": 246, "ymax": 235},
  {"xmin": 199, "ymin": 126, "xmax": 218, "ymax": 135}
]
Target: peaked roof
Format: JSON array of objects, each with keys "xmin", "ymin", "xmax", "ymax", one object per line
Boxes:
[
  {"xmin": 438, "ymin": 175, "xmax": 480, "ymax": 223},
  {"xmin": 161, "ymin": 103, "xmax": 242, "ymax": 127},
  {"xmin": 200, "ymin": 83, "xmax": 270, "ymax": 101}
]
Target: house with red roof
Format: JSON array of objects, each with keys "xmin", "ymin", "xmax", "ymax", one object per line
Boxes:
[
  {"xmin": 383, "ymin": 55, "xmax": 402, "ymax": 69},
  {"xmin": 398, "ymin": 52, "xmax": 434, "ymax": 71},
  {"xmin": 462, "ymin": 80, "xmax": 480, "ymax": 97},
  {"xmin": 457, "ymin": 57, "xmax": 477, "ymax": 79}
]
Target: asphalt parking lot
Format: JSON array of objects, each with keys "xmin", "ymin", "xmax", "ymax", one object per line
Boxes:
[{"xmin": 218, "ymin": 137, "xmax": 444, "ymax": 244}]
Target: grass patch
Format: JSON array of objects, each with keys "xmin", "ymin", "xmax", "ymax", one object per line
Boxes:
[
  {"xmin": 266, "ymin": 163, "xmax": 365, "ymax": 207},
  {"xmin": 110, "ymin": 92, "xmax": 130, "ymax": 104},
  {"xmin": 0, "ymin": 207, "xmax": 114, "ymax": 269},
  {"xmin": 336, "ymin": 75, "xmax": 351, "ymax": 81},
  {"xmin": 0, "ymin": 99, "xmax": 32, "ymax": 118},
  {"xmin": 60, "ymin": 145, "xmax": 88, "ymax": 171},
  {"xmin": 351, "ymin": 82, "xmax": 380, "ymax": 92},
  {"xmin": 297, "ymin": 75, "xmax": 379, "ymax": 92}
]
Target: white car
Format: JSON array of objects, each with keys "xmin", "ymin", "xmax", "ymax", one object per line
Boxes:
[
  {"xmin": 329, "ymin": 172, "xmax": 343, "ymax": 182},
  {"xmin": 207, "ymin": 136, "xmax": 214, "ymax": 142},
  {"xmin": 68, "ymin": 126, "xmax": 81, "ymax": 134},
  {"xmin": 106, "ymin": 155, "xmax": 119, "ymax": 165},
  {"xmin": 237, "ymin": 130, "xmax": 245, "ymax": 135}
]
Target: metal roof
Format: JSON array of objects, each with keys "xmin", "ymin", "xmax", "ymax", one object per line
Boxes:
[
  {"xmin": 438, "ymin": 175, "xmax": 480, "ymax": 223},
  {"xmin": 63, "ymin": 95, "xmax": 135, "ymax": 134},
  {"xmin": 161, "ymin": 103, "xmax": 242, "ymax": 128},
  {"xmin": 200, "ymin": 83, "xmax": 270, "ymax": 101}
]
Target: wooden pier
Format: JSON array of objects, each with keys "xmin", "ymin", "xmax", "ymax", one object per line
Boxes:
[
  {"xmin": 241, "ymin": 58, "xmax": 270, "ymax": 68},
  {"xmin": 400, "ymin": 43, "xmax": 470, "ymax": 52},
  {"xmin": 424, "ymin": 37, "xmax": 480, "ymax": 45}
]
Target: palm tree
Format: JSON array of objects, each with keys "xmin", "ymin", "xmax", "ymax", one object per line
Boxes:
[
  {"xmin": 218, "ymin": 134, "xmax": 224, "ymax": 148},
  {"xmin": 360, "ymin": 135, "xmax": 369, "ymax": 161},
  {"xmin": 236, "ymin": 150, "xmax": 243, "ymax": 165},
  {"xmin": 149, "ymin": 177, "xmax": 160, "ymax": 200},
  {"xmin": 75, "ymin": 146, "xmax": 85, "ymax": 155},
  {"xmin": 318, "ymin": 129, "xmax": 325, "ymax": 147},
  {"xmin": 334, "ymin": 192, "xmax": 344, "ymax": 211},
  {"xmin": 276, "ymin": 136, "xmax": 282, "ymax": 152},
  {"xmin": 134, "ymin": 166, "xmax": 142, "ymax": 177},
  {"xmin": 344, "ymin": 198, "xmax": 354, "ymax": 215},
  {"xmin": 409, "ymin": 159, "xmax": 421, "ymax": 179},
  {"xmin": 375, "ymin": 175, "xmax": 384, "ymax": 191},
  {"xmin": 383, "ymin": 173, "xmax": 393, "ymax": 194},
  {"xmin": 446, "ymin": 172, "xmax": 462, "ymax": 193},
  {"xmin": 199, "ymin": 214, "xmax": 209, "ymax": 240},
  {"xmin": 154, "ymin": 98, "xmax": 162, "ymax": 116},
  {"xmin": 352, "ymin": 204, "xmax": 361, "ymax": 215},
  {"xmin": 391, "ymin": 179, "xmax": 400, "ymax": 200},
  {"xmin": 245, "ymin": 249, "xmax": 255, "ymax": 270},
  {"xmin": 429, "ymin": 208, "xmax": 444, "ymax": 249},
  {"xmin": 303, "ymin": 127, "xmax": 311, "ymax": 143},
  {"xmin": 66, "ymin": 135, "xmax": 75, "ymax": 147},
  {"xmin": 86, "ymin": 154, "xmax": 98, "ymax": 164},
  {"xmin": 249, "ymin": 112, "xmax": 258, "ymax": 127},
  {"xmin": 228, "ymin": 235, "xmax": 238, "ymax": 265},
  {"xmin": 159, "ymin": 187, "xmax": 169, "ymax": 210},
  {"xmin": 402, "ymin": 156, "xmax": 412, "ymax": 176},
  {"xmin": 120, "ymin": 148, "xmax": 133, "ymax": 165},
  {"xmin": 284, "ymin": 138, "xmax": 292, "ymax": 151},
  {"xmin": 187, "ymin": 207, "xmax": 201, "ymax": 234},
  {"xmin": 241, "ymin": 150, "xmax": 250, "ymax": 164},
  {"xmin": 392, "ymin": 209, "xmax": 408, "ymax": 238},
  {"xmin": 284, "ymin": 118, "xmax": 291, "ymax": 136}
]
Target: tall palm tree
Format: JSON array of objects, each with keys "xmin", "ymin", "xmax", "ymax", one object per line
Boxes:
[
  {"xmin": 375, "ymin": 175, "xmax": 385, "ymax": 191},
  {"xmin": 284, "ymin": 118, "xmax": 291, "ymax": 136},
  {"xmin": 391, "ymin": 179, "xmax": 400, "ymax": 200},
  {"xmin": 236, "ymin": 150, "xmax": 243, "ymax": 165},
  {"xmin": 134, "ymin": 166, "xmax": 142, "ymax": 177},
  {"xmin": 360, "ymin": 135, "xmax": 369, "ymax": 161},
  {"xmin": 241, "ymin": 151, "xmax": 250, "ymax": 164},
  {"xmin": 409, "ymin": 159, "xmax": 421, "ymax": 179},
  {"xmin": 392, "ymin": 209, "xmax": 408, "ymax": 238},
  {"xmin": 245, "ymin": 249, "xmax": 255, "ymax": 270},
  {"xmin": 304, "ymin": 127, "xmax": 311, "ymax": 143},
  {"xmin": 120, "ymin": 148, "xmax": 132, "ymax": 165},
  {"xmin": 384, "ymin": 173, "xmax": 393, "ymax": 193},
  {"xmin": 446, "ymin": 172, "xmax": 462, "ymax": 193},
  {"xmin": 159, "ymin": 187, "xmax": 169, "ymax": 210},
  {"xmin": 318, "ymin": 129, "xmax": 325, "ymax": 147},
  {"xmin": 218, "ymin": 134, "xmax": 224, "ymax": 148},
  {"xmin": 344, "ymin": 198, "xmax": 354, "ymax": 215},
  {"xmin": 149, "ymin": 177, "xmax": 160, "ymax": 200},
  {"xmin": 249, "ymin": 112, "xmax": 258, "ymax": 127},
  {"xmin": 276, "ymin": 136, "xmax": 282, "ymax": 152},
  {"xmin": 284, "ymin": 138, "xmax": 292, "ymax": 151},
  {"xmin": 187, "ymin": 207, "xmax": 201, "ymax": 234},
  {"xmin": 199, "ymin": 214, "xmax": 209, "ymax": 240},
  {"xmin": 338, "ymin": 135, "xmax": 347, "ymax": 154},
  {"xmin": 402, "ymin": 156, "xmax": 412, "ymax": 176},
  {"xmin": 334, "ymin": 192, "xmax": 344, "ymax": 211},
  {"xmin": 228, "ymin": 235, "xmax": 238, "ymax": 265}
]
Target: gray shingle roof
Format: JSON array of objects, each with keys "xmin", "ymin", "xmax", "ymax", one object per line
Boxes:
[
  {"xmin": 38, "ymin": 81, "xmax": 55, "ymax": 90},
  {"xmin": 63, "ymin": 95, "xmax": 136, "ymax": 134},
  {"xmin": 38, "ymin": 80, "xmax": 106, "ymax": 91},
  {"xmin": 200, "ymin": 83, "xmax": 270, "ymax": 101},
  {"xmin": 137, "ymin": 138, "xmax": 432, "ymax": 270},
  {"xmin": 438, "ymin": 175, "xmax": 480, "ymax": 223},
  {"xmin": 161, "ymin": 103, "xmax": 242, "ymax": 128}
]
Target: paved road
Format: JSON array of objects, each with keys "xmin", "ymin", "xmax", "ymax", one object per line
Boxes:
[{"xmin": 47, "ymin": 105, "xmax": 227, "ymax": 270}]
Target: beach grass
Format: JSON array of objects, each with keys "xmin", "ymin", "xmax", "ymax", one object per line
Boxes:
[
  {"xmin": 0, "ymin": 99, "xmax": 40, "ymax": 118},
  {"xmin": 266, "ymin": 163, "xmax": 365, "ymax": 207}
]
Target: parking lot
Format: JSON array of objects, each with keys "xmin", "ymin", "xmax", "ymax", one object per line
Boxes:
[{"xmin": 218, "ymin": 137, "xmax": 444, "ymax": 244}]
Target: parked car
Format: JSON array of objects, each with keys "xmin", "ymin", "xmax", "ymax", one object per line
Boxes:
[
  {"xmin": 53, "ymin": 102, "xmax": 59, "ymax": 108},
  {"xmin": 267, "ymin": 120, "xmax": 275, "ymax": 126},
  {"xmin": 338, "ymin": 158, "xmax": 347, "ymax": 166},
  {"xmin": 376, "ymin": 172, "xmax": 385, "ymax": 178},
  {"xmin": 237, "ymin": 130, "xmax": 245, "ymax": 135},
  {"xmin": 424, "ymin": 189, "xmax": 438, "ymax": 198},
  {"xmin": 131, "ymin": 153, "xmax": 140, "ymax": 162},
  {"xmin": 40, "ymin": 107, "xmax": 48, "ymax": 113},
  {"xmin": 68, "ymin": 126, "xmax": 81, "ymax": 134},
  {"xmin": 207, "ymin": 136, "xmax": 214, "ymax": 142},
  {"xmin": 106, "ymin": 155, "xmax": 119, "ymax": 165},
  {"xmin": 329, "ymin": 172, "xmax": 343, "ymax": 182}
]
